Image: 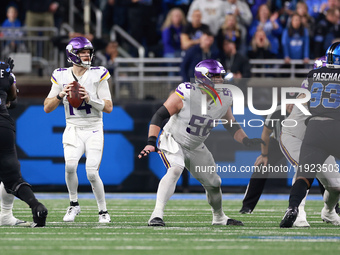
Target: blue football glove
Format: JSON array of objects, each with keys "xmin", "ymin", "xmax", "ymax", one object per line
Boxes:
[{"xmin": 5, "ymin": 57, "xmax": 14, "ymax": 72}]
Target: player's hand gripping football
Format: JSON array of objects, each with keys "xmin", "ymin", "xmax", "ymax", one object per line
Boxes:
[
  {"xmin": 138, "ymin": 145, "xmax": 161, "ymax": 159},
  {"xmin": 61, "ymin": 83, "xmax": 73, "ymax": 98},
  {"xmin": 79, "ymin": 85, "xmax": 90, "ymax": 102}
]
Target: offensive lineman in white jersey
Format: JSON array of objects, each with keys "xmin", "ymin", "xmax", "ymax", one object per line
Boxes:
[
  {"xmin": 139, "ymin": 59, "xmax": 264, "ymax": 226},
  {"xmin": 44, "ymin": 37, "xmax": 113, "ymax": 223},
  {"xmin": 280, "ymin": 58, "xmax": 340, "ymax": 227}
]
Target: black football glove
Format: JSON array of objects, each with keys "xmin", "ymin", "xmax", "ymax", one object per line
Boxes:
[
  {"xmin": 5, "ymin": 57, "xmax": 14, "ymax": 72},
  {"xmin": 147, "ymin": 136, "xmax": 159, "ymax": 152},
  {"xmin": 242, "ymin": 137, "xmax": 265, "ymax": 147}
]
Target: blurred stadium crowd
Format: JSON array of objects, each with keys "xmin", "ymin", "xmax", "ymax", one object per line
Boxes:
[{"xmin": 0, "ymin": 0, "xmax": 339, "ymax": 80}]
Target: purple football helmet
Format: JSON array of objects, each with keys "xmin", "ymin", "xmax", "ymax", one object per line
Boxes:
[
  {"xmin": 194, "ymin": 59, "xmax": 226, "ymax": 87},
  {"xmin": 66, "ymin": 37, "xmax": 94, "ymax": 68},
  {"xmin": 313, "ymin": 56, "xmax": 326, "ymax": 69}
]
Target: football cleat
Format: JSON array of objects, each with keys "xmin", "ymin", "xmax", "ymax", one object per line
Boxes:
[
  {"xmin": 321, "ymin": 207, "xmax": 340, "ymax": 225},
  {"xmin": 293, "ymin": 209, "xmax": 310, "ymax": 227},
  {"xmin": 226, "ymin": 218, "xmax": 244, "ymax": 226},
  {"xmin": 148, "ymin": 217, "xmax": 165, "ymax": 227},
  {"xmin": 213, "ymin": 216, "xmax": 244, "ymax": 226},
  {"xmin": 98, "ymin": 210, "xmax": 111, "ymax": 223},
  {"xmin": 280, "ymin": 206, "xmax": 298, "ymax": 228},
  {"xmin": 239, "ymin": 207, "xmax": 253, "ymax": 214},
  {"xmin": 0, "ymin": 214, "xmax": 31, "ymax": 227},
  {"xmin": 335, "ymin": 203, "xmax": 340, "ymax": 214},
  {"xmin": 63, "ymin": 205, "xmax": 80, "ymax": 222},
  {"xmin": 31, "ymin": 202, "xmax": 48, "ymax": 227}
]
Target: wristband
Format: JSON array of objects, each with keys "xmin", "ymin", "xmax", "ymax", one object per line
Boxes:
[
  {"xmin": 88, "ymin": 96, "xmax": 105, "ymax": 111},
  {"xmin": 56, "ymin": 94, "xmax": 62, "ymax": 100},
  {"xmin": 147, "ymin": 136, "xmax": 157, "ymax": 147},
  {"xmin": 261, "ymin": 154, "xmax": 268, "ymax": 157}
]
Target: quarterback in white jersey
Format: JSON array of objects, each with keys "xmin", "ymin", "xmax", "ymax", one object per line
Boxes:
[
  {"xmin": 280, "ymin": 78, "xmax": 340, "ymax": 226},
  {"xmin": 139, "ymin": 59, "xmax": 264, "ymax": 227},
  {"xmin": 44, "ymin": 37, "xmax": 113, "ymax": 223}
]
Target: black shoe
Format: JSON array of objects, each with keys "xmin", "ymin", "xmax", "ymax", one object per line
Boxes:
[
  {"xmin": 32, "ymin": 203, "xmax": 48, "ymax": 227},
  {"xmin": 227, "ymin": 218, "xmax": 244, "ymax": 226},
  {"xmin": 335, "ymin": 203, "xmax": 340, "ymax": 214},
  {"xmin": 148, "ymin": 217, "xmax": 165, "ymax": 227},
  {"xmin": 280, "ymin": 206, "xmax": 298, "ymax": 228},
  {"xmin": 239, "ymin": 207, "xmax": 253, "ymax": 214}
]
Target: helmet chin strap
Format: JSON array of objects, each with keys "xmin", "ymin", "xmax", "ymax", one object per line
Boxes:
[
  {"xmin": 81, "ymin": 60, "xmax": 91, "ymax": 68},
  {"xmin": 73, "ymin": 60, "xmax": 90, "ymax": 69}
]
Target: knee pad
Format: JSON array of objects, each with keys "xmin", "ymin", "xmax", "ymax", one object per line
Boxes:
[
  {"xmin": 326, "ymin": 186, "xmax": 340, "ymax": 194},
  {"xmin": 168, "ymin": 165, "xmax": 184, "ymax": 178},
  {"xmin": 65, "ymin": 160, "xmax": 78, "ymax": 173},
  {"xmin": 86, "ymin": 169, "xmax": 99, "ymax": 182},
  {"xmin": 6, "ymin": 180, "xmax": 31, "ymax": 198},
  {"xmin": 202, "ymin": 174, "xmax": 222, "ymax": 190}
]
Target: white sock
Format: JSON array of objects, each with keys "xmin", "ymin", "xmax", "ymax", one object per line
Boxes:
[
  {"xmin": 150, "ymin": 166, "xmax": 183, "ymax": 219},
  {"xmin": 65, "ymin": 171, "xmax": 79, "ymax": 202},
  {"xmin": 87, "ymin": 170, "xmax": 107, "ymax": 212},
  {"xmin": 323, "ymin": 189, "xmax": 340, "ymax": 212},
  {"xmin": 205, "ymin": 186, "xmax": 225, "ymax": 220},
  {"xmin": 298, "ymin": 189, "xmax": 309, "ymax": 214},
  {"xmin": 65, "ymin": 160, "xmax": 79, "ymax": 202},
  {"xmin": 0, "ymin": 182, "xmax": 14, "ymax": 216}
]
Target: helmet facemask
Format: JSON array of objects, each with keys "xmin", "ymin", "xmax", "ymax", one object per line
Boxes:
[
  {"xmin": 194, "ymin": 59, "xmax": 226, "ymax": 93},
  {"xmin": 66, "ymin": 37, "xmax": 94, "ymax": 68},
  {"xmin": 326, "ymin": 42, "xmax": 340, "ymax": 68}
]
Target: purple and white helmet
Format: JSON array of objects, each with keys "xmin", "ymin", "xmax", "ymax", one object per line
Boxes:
[
  {"xmin": 194, "ymin": 59, "xmax": 226, "ymax": 87},
  {"xmin": 313, "ymin": 56, "xmax": 326, "ymax": 69},
  {"xmin": 66, "ymin": 37, "xmax": 94, "ymax": 68}
]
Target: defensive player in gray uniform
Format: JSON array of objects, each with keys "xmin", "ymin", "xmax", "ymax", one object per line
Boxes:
[
  {"xmin": 139, "ymin": 59, "xmax": 264, "ymax": 226},
  {"xmin": 44, "ymin": 37, "xmax": 113, "ymax": 223}
]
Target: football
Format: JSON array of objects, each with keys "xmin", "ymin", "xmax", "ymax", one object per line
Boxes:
[{"xmin": 67, "ymin": 81, "xmax": 83, "ymax": 108}]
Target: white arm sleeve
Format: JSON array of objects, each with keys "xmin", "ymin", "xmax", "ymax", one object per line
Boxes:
[{"xmin": 88, "ymin": 80, "xmax": 112, "ymax": 111}]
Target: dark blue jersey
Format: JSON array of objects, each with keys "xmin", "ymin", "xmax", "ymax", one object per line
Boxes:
[
  {"xmin": 307, "ymin": 66, "xmax": 340, "ymax": 121},
  {"xmin": 0, "ymin": 62, "xmax": 15, "ymax": 130}
]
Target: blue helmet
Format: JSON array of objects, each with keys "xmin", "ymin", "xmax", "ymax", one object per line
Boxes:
[
  {"xmin": 66, "ymin": 37, "xmax": 94, "ymax": 68},
  {"xmin": 194, "ymin": 59, "xmax": 226, "ymax": 87},
  {"xmin": 313, "ymin": 56, "xmax": 326, "ymax": 69},
  {"xmin": 326, "ymin": 42, "xmax": 340, "ymax": 67}
]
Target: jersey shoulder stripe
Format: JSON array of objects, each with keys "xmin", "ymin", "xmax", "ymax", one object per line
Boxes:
[
  {"xmin": 175, "ymin": 87, "xmax": 184, "ymax": 99},
  {"xmin": 175, "ymin": 82, "xmax": 193, "ymax": 101},
  {"xmin": 90, "ymin": 66, "xmax": 110, "ymax": 82},
  {"xmin": 100, "ymin": 69, "xmax": 109, "ymax": 82},
  {"xmin": 51, "ymin": 68, "xmax": 69, "ymax": 85},
  {"xmin": 51, "ymin": 74, "xmax": 58, "ymax": 84}
]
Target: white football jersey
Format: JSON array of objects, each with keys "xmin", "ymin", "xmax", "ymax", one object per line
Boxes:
[
  {"xmin": 281, "ymin": 104, "xmax": 307, "ymax": 141},
  {"xmin": 48, "ymin": 66, "xmax": 111, "ymax": 126},
  {"xmin": 164, "ymin": 82, "xmax": 233, "ymax": 149}
]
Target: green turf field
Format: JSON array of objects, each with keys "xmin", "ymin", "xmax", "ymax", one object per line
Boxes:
[{"xmin": 1, "ymin": 195, "xmax": 339, "ymax": 255}]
